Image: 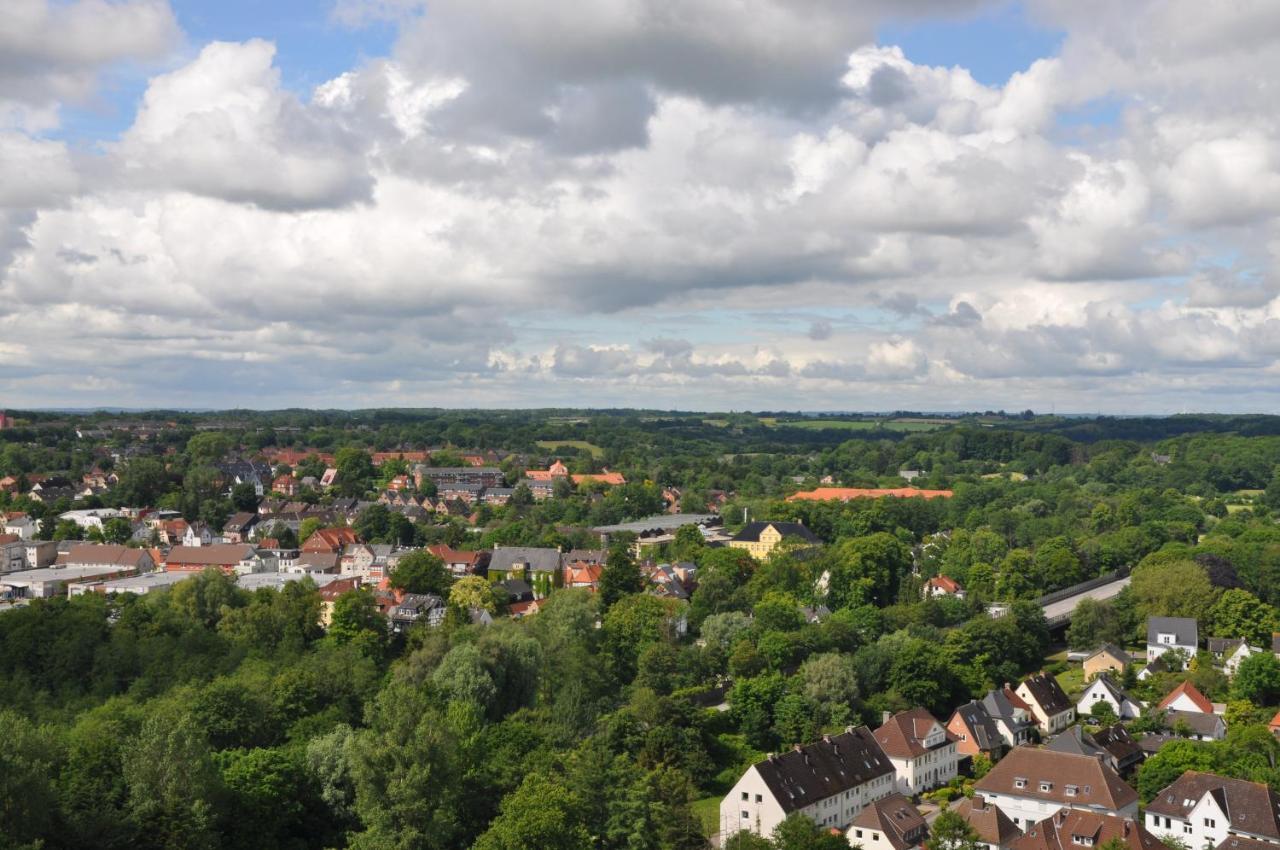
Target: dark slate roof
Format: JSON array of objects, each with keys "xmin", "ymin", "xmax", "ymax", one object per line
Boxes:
[
  {"xmin": 1146, "ymin": 772, "xmax": 1280, "ymax": 839},
  {"xmin": 753, "ymin": 726, "xmax": 894, "ymax": 814},
  {"xmin": 982, "ymin": 688, "xmax": 1035, "ymax": 731},
  {"xmin": 851, "ymin": 794, "xmax": 927, "ymax": 850},
  {"xmin": 1162, "ymin": 709, "xmax": 1225, "ymax": 739},
  {"xmin": 951, "ymin": 700, "xmax": 1003, "ymax": 752},
  {"xmin": 1092, "ymin": 725, "xmax": 1144, "ymax": 767},
  {"xmin": 489, "ymin": 546, "xmax": 562, "ymax": 573},
  {"xmin": 1147, "ymin": 616, "xmax": 1198, "ymax": 646},
  {"xmin": 1088, "ymin": 642, "xmax": 1134, "ymax": 665},
  {"xmin": 1021, "ymin": 672, "xmax": 1073, "ymax": 716},
  {"xmin": 731, "ymin": 520, "xmax": 820, "ymax": 544}
]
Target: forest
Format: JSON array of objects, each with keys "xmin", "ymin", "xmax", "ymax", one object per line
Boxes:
[{"xmin": 4, "ymin": 409, "xmax": 1280, "ymax": 849}]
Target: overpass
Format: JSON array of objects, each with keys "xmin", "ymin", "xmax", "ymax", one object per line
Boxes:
[{"xmin": 1039, "ymin": 570, "xmax": 1132, "ymax": 628}]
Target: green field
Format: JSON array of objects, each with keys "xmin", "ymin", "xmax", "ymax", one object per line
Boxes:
[
  {"xmin": 772, "ymin": 419, "xmax": 947, "ymax": 432},
  {"xmin": 535, "ymin": 440, "xmax": 604, "ymax": 458}
]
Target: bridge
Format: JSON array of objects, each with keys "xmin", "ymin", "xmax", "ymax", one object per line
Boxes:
[{"xmin": 1038, "ymin": 570, "xmax": 1132, "ymax": 628}]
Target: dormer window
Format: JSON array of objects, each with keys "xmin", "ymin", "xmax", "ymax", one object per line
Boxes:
[
  {"xmin": 1066, "ymin": 785, "xmax": 1078, "ymax": 797},
  {"xmin": 1015, "ymin": 778, "xmax": 1028, "ymax": 789},
  {"xmin": 1072, "ymin": 835, "xmax": 1094, "ymax": 846},
  {"xmin": 1040, "ymin": 781, "xmax": 1053, "ymax": 792}
]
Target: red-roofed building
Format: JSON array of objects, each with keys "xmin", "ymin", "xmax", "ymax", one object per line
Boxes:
[
  {"xmin": 303, "ymin": 527, "xmax": 360, "ymax": 554},
  {"xmin": 562, "ymin": 561, "xmax": 603, "ymax": 591},
  {"xmin": 525, "ymin": 460, "xmax": 626, "ymax": 487},
  {"xmin": 1158, "ymin": 681, "xmax": 1215, "ymax": 715},
  {"xmin": 924, "ymin": 575, "xmax": 965, "ymax": 598},
  {"xmin": 318, "ymin": 577, "xmax": 362, "ymax": 628},
  {"xmin": 426, "ymin": 544, "xmax": 490, "ymax": 577},
  {"xmin": 272, "ymin": 475, "xmax": 300, "ymax": 496}
]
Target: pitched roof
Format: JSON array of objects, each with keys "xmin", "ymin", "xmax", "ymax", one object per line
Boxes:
[
  {"xmin": 955, "ymin": 797, "xmax": 1020, "ymax": 848},
  {"xmin": 489, "ymin": 546, "xmax": 562, "ymax": 573},
  {"xmin": 62, "ymin": 543, "xmax": 151, "ymax": 568},
  {"xmin": 1012, "ymin": 810, "xmax": 1161, "ymax": 850},
  {"xmin": 318, "ymin": 577, "xmax": 361, "ymax": 600},
  {"xmin": 1208, "ymin": 637, "xmax": 1245, "ymax": 655},
  {"xmin": 982, "ymin": 686, "xmax": 1034, "ymax": 727},
  {"xmin": 1146, "ymin": 772, "xmax": 1280, "ymax": 839},
  {"xmin": 875, "ymin": 708, "xmax": 955, "ymax": 759},
  {"xmin": 165, "ymin": 544, "xmax": 256, "ymax": 566},
  {"xmin": 950, "ymin": 700, "xmax": 1003, "ymax": 753},
  {"xmin": 1020, "ymin": 671, "xmax": 1073, "ymax": 716},
  {"xmin": 1091, "ymin": 725, "xmax": 1144, "ymax": 766},
  {"xmin": 731, "ymin": 521, "xmax": 820, "ymax": 544},
  {"xmin": 752, "ymin": 727, "xmax": 895, "ymax": 814},
  {"xmin": 926, "ymin": 575, "xmax": 962, "ymax": 593},
  {"xmin": 1218, "ymin": 837, "xmax": 1280, "ymax": 850},
  {"xmin": 1087, "ymin": 643, "xmax": 1134, "ymax": 665},
  {"xmin": 1086, "ymin": 673, "xmax": 1140, "ymax": 707},
  {"xmin": 1158, "ymin": 681, "xmax": 1214, "ymax": 714},
  {"xmin": 973, "ymin": 747, "xmax": 1138, "ymax": 812},
  {"xmin": 1147, "ymin": 616, "xmax": 1198, "ymax": 646},
  {"xmin": 1162, "ymin": 710, "xmax": 1225, "ymax": 738},
  {"xmin": 851, "ymin": 794, "xmax": 927, "ymax": 850}
]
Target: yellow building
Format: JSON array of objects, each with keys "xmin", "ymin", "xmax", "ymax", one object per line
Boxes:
[
  {"xmin": 728, "ymin": 521, "xmax": 820, "ymax": 559},
  {"xmin": 1082, "ymin": 643, "xmax": 1134, "ymax": 680}
]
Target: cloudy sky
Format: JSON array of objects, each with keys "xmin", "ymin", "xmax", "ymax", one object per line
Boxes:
[{"xmin": 2, "ymin": 0, "xmax": 1279, "ymax": 412}]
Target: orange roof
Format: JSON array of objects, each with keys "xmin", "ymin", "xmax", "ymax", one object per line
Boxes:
[
  {"xmin": 574, "ymin": 471, "xmax": 625, "ymax": 485},
  {"xmin": 1269, "ymin": 710, "xmax": 1280, "ymax": 731},
  {"xmin": 302, "ymin": 527, "xmax": 361, "ymax": 552},
  {"xmin": 1159, "ymin": 681, "xmax": 1214, "ymax": 714},
  {"xmin": 927, "ymin": 575, "xmax": 962, "ymax": 593},
  {"xmin": 788, "ymin": 487, "xmax": 953, "ymax": 502},
  {"xmin": 563, "ymin": 562, "xmax": 603, "ymax": 586}
]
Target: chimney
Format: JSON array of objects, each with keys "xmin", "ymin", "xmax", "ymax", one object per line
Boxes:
[
  {"xmin": 882, "ymin": 710, "xmax": 891, "ymax": 724},
  {"xmin": 1124, "ymin": 821, "xmax": 1132, "ymax": 837},
  {"xmin": 823, "ymin": 734, "xmax": 832, "ymax": 744}
]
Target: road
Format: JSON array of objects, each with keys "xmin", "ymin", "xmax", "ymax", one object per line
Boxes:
[{"xmin": 1041, "ymin": 575, "xmax": 1132, "ymax": 625}]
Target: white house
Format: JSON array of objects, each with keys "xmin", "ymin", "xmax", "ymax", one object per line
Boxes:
[
  {"xmin": 1145, "ymin": 772, "xmax": 1280, "ymax": 850},
  {"xmin": 1147, "ymin": 617, "xmax": 1198, "ymax": 664},
  {"xmin": 1157, "ymin": 681, "xmax": 1217, "ymax": 715},
  {"xmin": 720, "ymin": 726, "xmax": 896, "ymax": 840},
  {"xmin": 1224, "ymin": 643, "xmax": 1262, "ymax": 677},
  {"xmin": 182, "ymin": 522, "xmax": 218, "ymax": 547},
  {"xmin": 1078, "ymin": 674, "xmax": 1144, "ymax": 720},
  {"xmin": 973, "ymin": 747, "xmax": 1140, "ymax": 832},
  {"xmin": 1016, "ymin": 672, "xmax": 1076, "ymax": 735},
  {"xmin": 58, "ymin": 508, "xmax": 126, "ymax": 531},
  {"xmin": 874, "ymin": 707, "xmax": 959, "ymax": 795}
]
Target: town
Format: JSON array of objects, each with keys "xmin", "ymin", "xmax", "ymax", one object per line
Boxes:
[{"xmin": 4, "ymin": 408, "xmax": 1280, "ymax": 850}]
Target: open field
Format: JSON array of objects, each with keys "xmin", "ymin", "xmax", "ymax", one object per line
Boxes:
[
  {"xmin": 691, "ymin": 796, "xmax": 720, "ymax": 839},
  {"xmin": 535, "ymin": 439, "xmax": 604, "ymax": 458}
]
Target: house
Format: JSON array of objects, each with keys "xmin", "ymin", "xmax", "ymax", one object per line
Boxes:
[
  {"xmin": 1012, "ymin": 810, "xmax": 1162, "ymax": 850},
  {"xmin": 973, "ymin": 747, "xmax": 1140, "ymax": 830},
  {"xmin": 524, "ymin": 461, "xmax": 626, "ymax": 491},
  {"xmin": 388, "ymin": 593, "xmax": 446, "ymax": 632},
  {"xmin": 1147, "ymin": 617, "xmax": 1198, "ymax": 665},
  {"xmin": 1016, "ymin": 672, "xmax": 1076, "ymax": 735},
  {"xmin": 61, "ymin": 543, "xmax": 156, "ymax": 572},
  {"xmin": 954, "ymin": 797, "xmax": 1020, "ymax": 850},
  {"xmin": 221, "ymin": 512, "xmax": 258, "ymax": 543},
  {"xmin": 1162, "ymin": 710, "xmax": 1227, "ymax": 741},
  {"xmin": 1157, "ymin": 681, "xmax": 1216, "ymax": 715},
  {"xmin": 1078, "ymin": 674, "xmax": 1144, "ymax": 720},
  {"xmin": 849, "ymin": 794, "xmax": 928, "ymax": 850},
  {"xmin": 1046, "ymin": 726, "xmax": 1143, "ymax": 776},
  {"xmin": 426, "ymin": 544, "xmax": 490, "ymax": 577},
  {"xmin": 164, "ymin": 544, "xmax": 265, "ymax": 575},
  {"xmin": 1224, "ymin": 643, "xmax": 1262, "ymax": 677},
  {"xmin": 924, "ymin": 575, "xmax": 965, "ymax": 599},
  {"xmin": 317, "ymin": 577, "xmax": 361, "ymax": 627},
  {"xmin": 1269, "ymin": 710, "xmax": 1280, "ymax": 738},
  {"xmin": 302, "ymin": 527, "xmax": 360, "ymax": 554},
  {"xmin": 1145, "ymin": 772, "xmax": 1280, "ymax": 850},
  {"xmin": 488, "ymin": 547, "xmax": 562, "ymax": 597},
  {"xmin": 22, "ymin": 540, "xmax": 57, "ymax": 569},
  {"xmin": 1083, "ymin": 644, "xmax": 1134, "ymax": 681},
  {"xmin": 271, "ymin": 475, "xmax": 301, "ymax": 497},
  {"xmin": 562, "ymin": 560, "xmax": 603, "ymax": 591},
  {"xmin": 1137, "ymin": 656, "xmax": 1170, "ymax": 681},
  {"xmin": 339, "ymin": 543, "xmax": 398, "ymax": 580},
  {"xmin": 1, "ymin": 539, "xmax": 28, "ymax": 574},
  {"xmin": 645, "ymin": 562, "xmax": 698, "ymax": 600},
  {"xmin": 182, "ymin": 521, "xmax": 217, "ymax": 547},
  {"xmin": 728, "ymin": 521, "xmax": 821, "ymax": 560},
  {"xmin": 1207, "ymin": 637, "xmax": 1244, "ymax": 663},
  {"xmin": 719, "ymin": 726, "xmax": 896, "ymax": 839},
  {"xmin": 874, "ymin": 708, "xmax": 960, "ymax": 795},
  {"xmin": 948, "ymin": 687, "xmax": 1036, "ymax": 759},
  {"xmin": 3, "ymin": 515, "xmax": 39, "ymax": 540}
]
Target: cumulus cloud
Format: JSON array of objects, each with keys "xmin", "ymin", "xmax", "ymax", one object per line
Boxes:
[{"xmin": 2, "ymin": 0, "xmax": 1280, "ymax": 410}]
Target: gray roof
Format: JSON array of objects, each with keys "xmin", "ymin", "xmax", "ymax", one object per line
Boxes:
[
  {"xmin": 489, "ymin": 546, "xmax": 562, "ymax": 573},
  {"xmin": 753, "ymin": 727, "xmax": 894, "ymax": 814},
  {"xmin": 951, "ymin": 699, "xmax": 1003, "ymax": 752},
  {"xmin": 1163, "ymin": 709, "xmax": 1225, "ymax": 739},
  {"xmin": 982, "ymin": 688, "xmax": 1034, "ymax": 731},
  {"xmin": 1148, "ymin": 616, "xmax": 1198, "ymax": 646}
]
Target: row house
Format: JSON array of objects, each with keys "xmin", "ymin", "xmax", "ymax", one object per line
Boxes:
[
  {"xmin": 720, "ymin": 726, "xmax": 897, "ymax": 839},
  {"xmin": 948, "ymin": 686, "xmax": 1037, "ymax": 760},
  {"xmin": 1013, "ymin": 810, "xmax": 1163, "ymax": 850}
]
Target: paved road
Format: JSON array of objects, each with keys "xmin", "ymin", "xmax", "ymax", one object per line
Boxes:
[{"xmin": 1041, "ymin": 575, "xmax": 1131, "ymax": 623}]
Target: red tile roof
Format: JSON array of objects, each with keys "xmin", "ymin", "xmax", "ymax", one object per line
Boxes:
[{"xmin": 1158, "ymin": 681, "xmax": 1214, "ymax": 714}]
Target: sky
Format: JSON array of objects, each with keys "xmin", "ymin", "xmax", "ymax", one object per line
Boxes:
[{"xmin": 2, "ymin": 1, "xmax": 1280, "ymax": 413}]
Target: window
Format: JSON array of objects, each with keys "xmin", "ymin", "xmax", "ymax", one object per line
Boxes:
[
  {"xmin": 1184, "ymin": 826, "xmax": 1192, "ymax": 835},
  {"xmin": 1015, "ymin": 778, "xmax": 1028, "ymax": 789},
  {"xmin": 1041, "ymin": 782, "xmax": 1053, "ymax": 792},
  {"xmin": 1205, "ymin": 819, "xmax": 1216, "ymax": 829},
  {"xmin": 873, "ymin": 834, "xmax": 880, "ymax": 841},
  {"xmin": 857, "ymin": 831, "xmax": 864, "ymax": 838},
  {"xmin": 756, "ymin": 794, "xmax": 762, "ymax": 803},
  {"xmin": 742, "ymin": 792, "xmax": 748, "ymax": 801},
  {"xmin": 1066, "ymin": 785, "xmax": 1078, "ymax": 797},
  {"xmin": 742, "ymin": 811, "xmax": 749, "ymax": 819}
]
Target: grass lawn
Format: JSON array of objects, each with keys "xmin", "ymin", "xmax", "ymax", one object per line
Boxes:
[
  {"xmin": 691, "ymin": 796, "xmax": 721, "ymax": 839},
  {"xmin": 535, "ymin": 439, "xmax": 604, "ymax": 458},
  {"xmin": 1056, "ymin": 664, "xmax": 1086, "ymax": 700}
]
